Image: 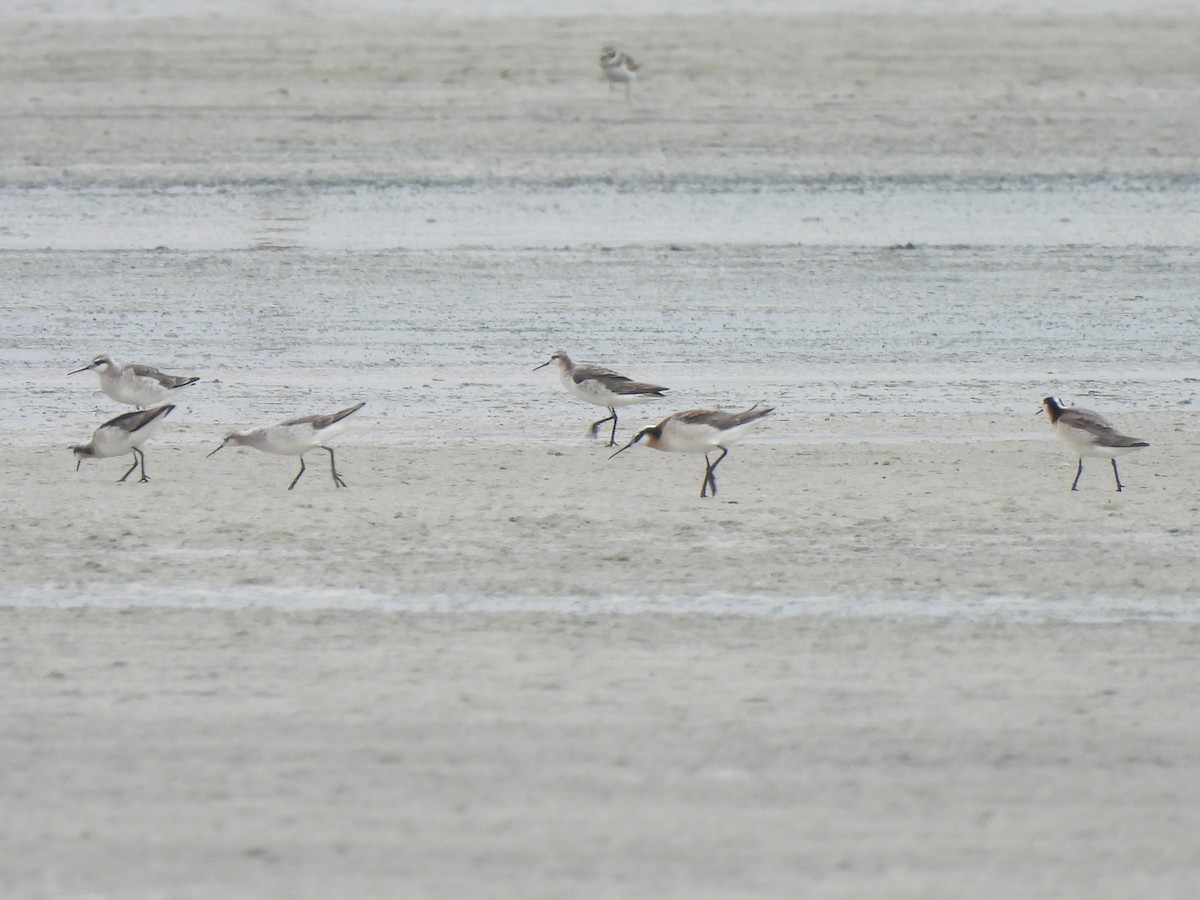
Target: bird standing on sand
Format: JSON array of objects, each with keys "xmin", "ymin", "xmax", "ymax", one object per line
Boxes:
[
  {"xmin": 70, "ymin": 354, "xmax": 199, "ymax": 408},
  {"xmin": 71, "ymin": 404, "xmax": 175, "ymax": 483},
  {"xmin": 207, "ymin": 402, "xmax": 366, "ymax": 490},
  {"xmin": 600, "ymin": 46, "xmax": 640, "ymax": 99},
  {"xmin": 535, "ymin": 350, "xmax": 668, "ymax": 447},
  {"xmin": 609, "ymin": 403, "xmax": 774, "ymax": 498},
  {"xmin": 1042, "ymin": 396, "xmax": 1149, "ymax": 492}
]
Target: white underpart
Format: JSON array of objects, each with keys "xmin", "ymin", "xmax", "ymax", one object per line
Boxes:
[
  {"xmin": 1053, "ymin": 421, "xmax": 1143, "ymax": 459},
  {"xmin": 559, "ymin": 370, "xmax": 657, "ymax": 409},
  {"xmin": 238, "ymin": 420, "xmax": 347, "ymax": 456},
  {"xmin": 602, "ymin": 60, "xmax": 635, "ymax": 84},
  {"xmin": 98, "ymin": 367, "xmax": 173, "ymax": 406},
  {"xmin": 657, "ymin": 419, "xmax": 759, "ymax": 454},
  {"xmin": 89, "ymin": 417, "xmax": 167, "ymax": 458}
]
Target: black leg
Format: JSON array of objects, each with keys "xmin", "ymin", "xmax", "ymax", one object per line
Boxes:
[
  {"xmin": 699, "ymin": 448, "xmax": 728, "ymax": 498},
  {"xmin": 136, "ymin": 447, "xmax": 150, "ymax": 483},
  {"xmin": 1111, "ymin": 458, "xmax": 1124, "ymax": 492},
  {"xmin": 288, "ymin": 456, "xmax": 307, "ymax": 490},
  {"xmin": 589, "ymin": 408, "xmax": 618, "ymax": 445},
  {"xmin": 118, "ymin": 450, "xmax": 140, "ymax": 483},
  {"xmin": 1070, "ymin": 458, "xmax": 1083, "ymax": 491},
  {"xmin": 327, "ymin": 447, "xmax": 347, "ymax": 488},
  {"xmin": 705, "ymin": 447, "xmax": 729, "ymax": 498}
]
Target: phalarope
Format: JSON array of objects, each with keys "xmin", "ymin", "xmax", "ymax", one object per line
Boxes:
[
  {"xmin": 600, "ymin": 46, "xmax": 640, "ymax": 99},
  {"xmin": 535, "ymin": 350, "xmax": 668, "ymax": 447},
  {"xmin": 610, "ymin": 403, "xmax": 774, "ymax": 498},
  {"xmin": 70, "ymin": 355, "xmax": 199, "ymax": 408},
  {"xmin": 1042, "ymin": 396, "xmax": 1149, "ymax": 492},
  {"xmin": 207, "ymin": 402, "xmax": 366, "ymax": 490},
  {"xmin": 71, "ymin": 403, "xmax": 175, "ymax": 483}
]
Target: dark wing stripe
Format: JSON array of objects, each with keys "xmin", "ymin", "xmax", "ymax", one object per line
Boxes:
[
  {"xmin": 129, "ymin": 364, "xmax": 199, "ymax": 389},
  {"xmin": 674, "ymin": 406, "xmax": 774, "ymax": 429},
  {"xmin": 106, "ymin": 405, "xmax": 174, "ymax": 433},
  {"xmin": 672, "ymin": 409, "xmax": 726, "ymax": 427},
  {"xmin": 606, "ymin": 379, "xmax": 668, "ymax": 396},
  {"xmin": 282, "ymin": 402, "xmax": 365, "ymax": 430},
  {"xmin": 1060, "ymin": 408, "xmax": 1147, "ymax": 447},
  {"xmin": 571, "ymin": 364, "xmax": 622, "ymax": 382},
  {"xmin": 715, "ymin": 406, "xmax": 775, "ymax": 428},
  {"xmin": 1059, "ymin": 407, "xmax": 1114, "ymax": 433},
  {"xmin": 576, "ymin": 368, "xmax": 668, "ymax": 395}
]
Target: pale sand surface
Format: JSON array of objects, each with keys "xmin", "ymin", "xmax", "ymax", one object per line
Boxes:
[
  {"xmin": 1, "ymin": 12, "xmax": 1197, "ymax": 187},
  {"xmin": 6, "ymin": 423, "xmax": 1200, "ymax": 895},
  {"xmin": 4, "ymin": 7, "xmax": 1200, "ymax": 898},
  {"xmin": 5, "ymin": 416, "xmax": 1199, "ymax": 610},
  {"xmin": 4, "ymin": 608, "xmax": 1200, "ymax": 899}
]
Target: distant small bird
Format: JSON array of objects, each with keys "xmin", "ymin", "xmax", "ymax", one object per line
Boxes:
[
  {"xmin": 600, "ymin": 46, "xmax": 640, "ymax": 99},
  {"xmin": 207, "ymin": 401, "xmax": 365, "ymax": 490},
  {"xmin": 1042, "ymin": 396, "xmax": 1149, "ymax": 491},
  {"xmin": 71, "ymin": 404, "xmax": 175, "ymax": 483},
  {"xmin": 535, "ymin": 350, "xmax": 668, "ymax": 447},
  {"xmin": 69, "ymin": 354, "xmax": 199, "ymax": 408},
  {"xmin": 609, "ymin": 403, "xmax": 774, "ymax": 498}
]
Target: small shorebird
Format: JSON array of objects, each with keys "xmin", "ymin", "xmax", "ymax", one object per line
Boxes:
[
  {"xmin": 1042, "ymin": 396, "xmax": 1149, "ymax": 492},
  {"xmin": 609, "ymin": 403, "xmax": 774, "ymax": 498},
  {"xmin": 69, "ymin": 354, "xmax": 200, "ymax": 407},
  {"xmin": 534, "ymin": 350, "xmax": 668, "ymax": 447},
  {"xmin": 600, "ymin": 46, "xmax": 640, "ymax": 99},
  {"xmin": 71, "ymin": 403, "xmax": 175, "ymax": 483},
  {"xmin": 207, "ymin": 401, "xmax": 365, "ymax": 490}
]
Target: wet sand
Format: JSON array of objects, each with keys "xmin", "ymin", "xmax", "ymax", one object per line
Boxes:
[
  {"xmin": 4, "ymin": 6, "xmax": 1200, "ymax": 898},
  {"xmin": 6, "ymin": 416, "xmax": 1199, "ymax": 611},
  {"xmin": 7, "ymin": 418, "xmax": 1200, "ymax": 896},
  {"xmin": 1, "ymin": 11, "xmax": 1197, "ymax": 187},
  {"xmin": 5, "ymin": 608, "xmax": 1200, "ymax": 898}
]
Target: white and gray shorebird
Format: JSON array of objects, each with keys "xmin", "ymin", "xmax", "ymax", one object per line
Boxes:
[
  {"xmin": 71, "ymin": 403, "xmax": 175, "ymax": 483},
  {"xmin": 69, "ymin": 354, "xmax": 199, "ymax": 408},
  {"xmin": 534, "ymin": 350, "xmax": 668, "ymax": 447},
  {"xmin": 599, "ymin": 46, "xmax": 640, "ymax": 98},
  {"xmin": 1042, "ymin": 396, "xmax": 1149, "ymax": 492},
  {"xmin": 207, "ymin": 401, "xmax": 365, "ymax": 490},
  {"xmin": 609, "ymin": 403, "xmax": 774, "ymax": 498}
]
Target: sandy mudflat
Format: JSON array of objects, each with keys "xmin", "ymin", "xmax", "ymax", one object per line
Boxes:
[
  {"xmin": 0, "ymin": 10, "xmax": 1198, "ymax": 187},
  {"xmin": 5, "ymin": 414, "xmax": 1200, "ymax": 609},
  {"xmin": 6, "ymin": 422, "xmax": 1200, "ymax": 897},
  {"xmin": 3, "ymin": 608, "xmax": 1200, "ymax": 899},
  {"xmin": 4, "ymin": 5, "xmax": 1200, "ymax": 898}
]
